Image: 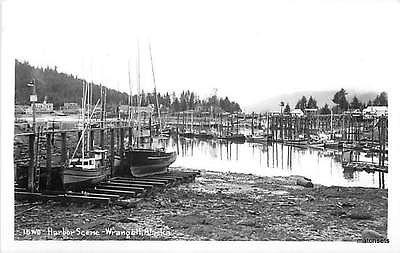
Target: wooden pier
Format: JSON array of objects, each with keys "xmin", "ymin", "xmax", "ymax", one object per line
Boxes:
[
  {"xmin": 15, "ymin": 171, "xmax": 200, "ymax": 205},
  {"xmin": 14, "ymin": 111, "xmax": 388, "ymax": 193},
  {"xmin": 14, "ymin": 122, "xmax": 170, "ymax": 193}
]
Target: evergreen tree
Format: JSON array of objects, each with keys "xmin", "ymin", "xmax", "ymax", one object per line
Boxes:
[
  {"xmin": 332, "ymin": 88, "xmax": 349, "ymax": 112},
  {"xmin": 350, "ymin": 96, "xmax": 362, "ymax": 110},
  {"xmin": 283, "ymin": 103, "xmax": 291, "ymax": 114},
  {"xmin": 295, "ymin": 96, "xmax": 308, "ymax": 111},
  {"xmin": 172, "ymin": 97, "xmax": 180, "ymax": 112},
  {"xmin": 306, "ymin": 96, "xmax": 318, "ymax": 109},
  {"xmin": 373, "ymin": 92, "xmax": 388, "ymax": 106},
  {"xmin": 319, "ymin": 104, "xmax": 331, "ymax": 115},
  {"xmin": 15, "ymin": 60, "xmax": 243, "ymax": 113}
]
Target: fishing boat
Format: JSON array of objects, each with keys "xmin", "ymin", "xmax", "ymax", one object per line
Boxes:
[
  {"xmin": 62, "ymin": 81, "xmax": 110, "ymax": 190},
  {"xmin": 160, "ymin": 127, "xmax": 172, "ymax": 136},
  {"xmin": 194, "ymin": 130, "xmax": 214, "ymax": 139},
  {"xmin": 246, "ymin": 134, "xmax": 272, "ymax": 143},
  {"xmin": 62, "ymin": 149, "xmax": 110, "ymax": 190},
  {"xmin": 53, "ymin": 111, "xmax": 67, "ymax": 116},
  {"xmin": 124, "ymin": 148, "xmax": 177, "ymax": 177},
  {"xmin": 180, "ymin": 130, "xmax": 195, "ymax": 138},
  {"xmin": 120, "ymin": 43, "xmax": 177, "ymax": 177},
  {"xmin": 324, "ymin": 140, "xmax": 343, "ymax": 149},
  {"xmin": 220, "ymin": 133, "xmax": 246, "ymax": 143}
]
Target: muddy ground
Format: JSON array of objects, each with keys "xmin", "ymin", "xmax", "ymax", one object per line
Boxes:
[{"xmin": 14, "ymin": 169, "xmax": 388, "ymax": 241}]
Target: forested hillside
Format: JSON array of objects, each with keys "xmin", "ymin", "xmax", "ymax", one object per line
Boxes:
[
  {"xmin": 15, "ymin": 60, "xmax": 241, "ymax": 113},
  {"xmin": 15, "ymin": 60, "xmax": 129, "ymax": 107}
]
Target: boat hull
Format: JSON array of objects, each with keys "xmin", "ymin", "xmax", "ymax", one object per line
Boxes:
[
  {"xmin": 124, "ymin": 149, "xmax": 177, "ymax": 177},
  {"xmin": 194, "ymin": 133, "xmax": 214, "ymax": 139},
  {"xmin": 62, "ymin": 166, "xmax": 109, "ymax": 190},
  {"xmin": 219, "ymin": 134, "xmax": 246, "ymax": 143},
  {"xmin": 180, "ymin": 132, "xmax": 195, "ymax": 138}
]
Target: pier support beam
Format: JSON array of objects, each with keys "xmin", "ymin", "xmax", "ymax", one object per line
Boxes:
[
  {"xmin": 100, "ymin": 129, "xmax": 104, "ymax": 148},
  {"xmin": 128, "ymin": 127, "xmax": 133, "ymax": 147},
  {"xmin": 27, "ymin": 134, "xmax": 35, "ymax": 192},
  {"xmin": 89, "ymin": 130, "xmax": 94, "ymax": 150},
  {"xmin": 61, "ymin": 132, "xmax": 67, "ymax": 164},
  {"xmin": 120, "ymin": 127, "xmax": 124, "ymax": 157},
  {"xmin": 110, "ymin": 129, "xmax": 115, "ymax": 177},
  {"xmin": 46, "ymin": 133, "xmax": 52, "ymax": 189}
]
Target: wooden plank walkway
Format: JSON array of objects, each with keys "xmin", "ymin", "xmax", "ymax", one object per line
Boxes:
[{"xmin": 14, "ymin": 170, "xmax": 201, "ymax": 205}]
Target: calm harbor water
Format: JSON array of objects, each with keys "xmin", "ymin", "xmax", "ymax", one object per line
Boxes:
[
  {"xmin": 157, "ymin": 136, "xmax": 385, "ymax": 189},
  {"xmin": 15, "ymin": 115, "xmax": 386, "ymax": 188}
]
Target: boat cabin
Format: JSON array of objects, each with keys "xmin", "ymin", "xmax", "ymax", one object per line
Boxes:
[{"xmin": 69, "ymin": 149, "xmax": 108, "ymax": 170}]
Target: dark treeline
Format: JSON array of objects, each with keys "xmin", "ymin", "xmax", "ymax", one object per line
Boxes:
[
  {"xmin": 15, "ymin": 60, "xmax": 241, "ymax": 113},
  {"xmin": 15, "ymin": 60, "xmax": 129, "ymax": 107},
  {"xmin": 133, "ymin": 90, "xmax": 241, "ymax": 113},
  {"xmin": 287, "ymin": 88, "xmax": 388, "ymax": 115}
]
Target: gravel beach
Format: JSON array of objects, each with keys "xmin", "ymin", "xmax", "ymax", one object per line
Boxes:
[{"xmin": 14, "ymin": 168, "xmax": 388, "ymax": 241}]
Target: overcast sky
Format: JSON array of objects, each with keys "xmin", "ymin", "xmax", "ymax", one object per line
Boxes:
[{"xmin": 3, "ymin": 0, "xmax": 400, "ymax": 111}]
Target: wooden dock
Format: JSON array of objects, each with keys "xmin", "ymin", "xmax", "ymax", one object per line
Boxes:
[{"xmin": 15, "ymin": 171, "xmax": 201, "ymax": 206}]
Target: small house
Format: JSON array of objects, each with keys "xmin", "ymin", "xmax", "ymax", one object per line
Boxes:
[
  {"xmin": 362, "ymin": 106, "xmax": 388, "ymax": 117},
  {"xmin": 290, "ymin": 109, "xmax": 304, "ymax": 117}
]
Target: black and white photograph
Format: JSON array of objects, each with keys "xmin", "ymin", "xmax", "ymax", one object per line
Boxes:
[{"xmin": 1, "ymin": 0, "xmax": 399, "ymax": 252}]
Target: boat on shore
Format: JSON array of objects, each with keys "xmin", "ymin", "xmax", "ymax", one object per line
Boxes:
[
  {"xmin": 124, "ymin": 148, "xmax": 177, "ymax": 177},
  {"xmin": 62, "ymin": 81, "xmax": 109, "ymax": 190},
  {"xmin": 62, "ymin": 149, "xmax": 110, "ymax": 190},
  {"xmin": 118, "ymin": 43, "xmax": 177, "ymax": 177}
]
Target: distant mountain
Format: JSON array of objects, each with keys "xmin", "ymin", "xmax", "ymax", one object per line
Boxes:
[{"xmin": 244, "ymin": 89, "xmax": 384, "ymax": 113}]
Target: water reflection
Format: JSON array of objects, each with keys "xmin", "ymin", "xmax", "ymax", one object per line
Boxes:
[{"xmin": 152, "ymin": 136, "xmax": 384, "ymax": 188}]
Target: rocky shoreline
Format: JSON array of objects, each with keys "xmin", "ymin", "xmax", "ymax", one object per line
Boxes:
[{"xmin": 14, "ymin": 168, "xmax": 388, "ymax": 241}]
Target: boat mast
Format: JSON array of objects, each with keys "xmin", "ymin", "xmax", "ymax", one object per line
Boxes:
[
  {"xmin": 149, "ymin": 43, "xmax": 162, "ymax": 133},
  {"xmin": 100, "ymin": 83, "xmax": 103, "ymax": 129},
  {"xmin": 136, "ymin": 43, "xmax": 142, "ymax": 147},
  {"xmin": 81, "ymin": 80, "xmax": 86, "ymax": 159},
  {"xmin": 87, "ymin": 70, "xmax": 92, "ymax": 154},
  {"xmin": 128, "ymin": 61, "xmax": 132, "ymax": 125},
  {"xmin": 104, "ymin": 87, "xmax": 107, "ymax": 127}
]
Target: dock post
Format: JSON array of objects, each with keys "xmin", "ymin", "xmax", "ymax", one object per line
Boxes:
[
  {"xmin": 100, "ymin": 129, "xmax": 104, "ymax": 149},
  {"xmin": 128, "ymin": 127, "xmax": 133, "ymax": 147},
  {"xmin": 27, "ymin": 134, "xmax": 35, "ymax": 191},
  {"xmin": 120, "ymin": 127, "xmax": 124, "ymax": 157},
  {"xmin": 46, "ymin": 132, "xmax": 52, "ymax": 189},
  {"xmin": 89, "ymin": 130, "xmax": 94, "ymax": 150},
  {"xmin": 251, "ymin": 112, "xmax": 254, "ymax": 136},
  {"xmin": 177, "ymin": 113, "xmax": 180, "ymax": 133},
  {"xmin": 61, "ymin": 132, "xmax": 67, "ymax": 164},
  {"xmin": 149, "ymin": 115, "xmax": 152, "ymax": 136},
  {"xmin": 110, "ymin": 128, "xmax": 115, "ymax": 177}
]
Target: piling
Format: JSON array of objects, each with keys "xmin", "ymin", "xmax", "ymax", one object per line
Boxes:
[
  {"xmin": 61, "ymin": 132, "xmax": 67, "ymax": 164},
  {"xmin": 110, "ymin": 128, "xmax": 115, "ymax": 176},
  {"xmin": 46, "ymin": 133, "xmax": 52, "ymax": 189},
  {"xmin": 27, "ymin": 134, "xmax": 35, "ymax": 192}
]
